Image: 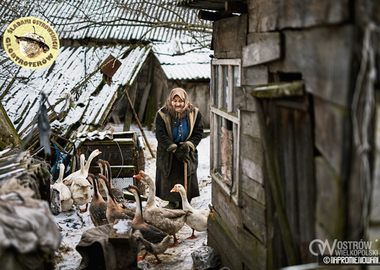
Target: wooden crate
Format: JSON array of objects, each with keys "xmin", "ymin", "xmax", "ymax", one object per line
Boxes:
[{"xmin": 77, "ymin": 131, "xmax": 145, "ymax": 193}]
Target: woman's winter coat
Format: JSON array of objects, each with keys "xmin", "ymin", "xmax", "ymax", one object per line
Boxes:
[{"xmin": 155, "ymin": 106, "xmax": 204, "ymax": 202}]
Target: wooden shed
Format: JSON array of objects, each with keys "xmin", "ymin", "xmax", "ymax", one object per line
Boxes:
[{"xmin": 178, "ymin": 0, "xmax": 380, "ymax": 269}]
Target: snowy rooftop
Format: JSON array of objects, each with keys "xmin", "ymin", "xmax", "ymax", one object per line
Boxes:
[
  {"xmin": 0, "ymin": 44, "xmax": 151, "ymax": 140},
  {"xmin": 153, "ymin": 41, "xmax": 212, "ymax": 80}
]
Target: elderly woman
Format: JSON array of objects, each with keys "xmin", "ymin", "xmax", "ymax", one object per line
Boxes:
[{"xmin": 155, "ymin": 88, "xmax": 204, "ymax": 209}]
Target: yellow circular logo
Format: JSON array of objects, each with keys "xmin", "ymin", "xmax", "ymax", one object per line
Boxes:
[{"xmin": 3, "ymin": 17, "xmax": 59, "ymax": 69}]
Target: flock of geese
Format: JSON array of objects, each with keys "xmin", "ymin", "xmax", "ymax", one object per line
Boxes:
[{"xmin": 52, "ymin": 149, "xmax": 212, "ymax": 264}]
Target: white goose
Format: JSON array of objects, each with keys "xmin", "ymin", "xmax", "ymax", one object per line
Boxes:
[
  {"xmin": 171, "ymin": 184, "xmax": 210, "ymax": 239},
  {"xmin": 53, "ymin": 163, "xmax": 73, "ymax": 212},
  {"xmin": 63, "ymin": 149, "xmax": 101, "ymax": 186},
  {"xmin": 70, "ymin": 174, "xmax": 92, "ymax": 213}
]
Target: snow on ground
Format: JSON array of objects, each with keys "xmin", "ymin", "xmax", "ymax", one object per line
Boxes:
[{"xmin": 54, "ymin": 124, "xmax": 211, "ymax": 270}]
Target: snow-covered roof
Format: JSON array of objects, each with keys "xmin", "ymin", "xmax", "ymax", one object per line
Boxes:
[
  {"xmin": 0, "ymin": 0, "xmax": 212, "ymax": 81},
  {"xmin": 153, "ymin": 41, "xmax": 212, "ymax": 80},
  {"xmin": 0, "ymin": 44, "xmax": 152, "ymax": 141},
  {"xmin": 0, "ymin": 0, "xmax": 212, "ymax": 45}
]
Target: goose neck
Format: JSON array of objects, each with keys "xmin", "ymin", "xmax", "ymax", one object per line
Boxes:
[
  {"xmin": 145, "ymin": 182, "xmax": 156, "ymax": 208},
  {"xmin": 132, "ymin": 190, "xmax": 144, "ymax": 223},
  {"xmin": 179, "ymin": 189, "xmax": 192, "ymax": 210}
]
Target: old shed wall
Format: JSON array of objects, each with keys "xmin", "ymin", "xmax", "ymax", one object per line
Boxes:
[{"xmin": 208, "ymin": 0, "xmax": 380, "ymax": 269}]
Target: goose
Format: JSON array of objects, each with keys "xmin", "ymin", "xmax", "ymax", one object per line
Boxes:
[
  {"xmin": 53, "ymin": 163, "xmax": 73, "ymax": 212},
  {"xmin": 63, "ymin": 149, "xmax": 101, "ymax": 186},
  {"xmin": 133, "ymin": 170, "xmax": 190, "ymax": 247},
  {"xmin": 70, "ymin": 173, "xmax": 92, "ymax": 213},
  {"xmin": 127, "ymin": 185, "xmax": 171, "ymax": 264},
  {"xmin": 88, "ymin": 173, "xmax": 108, "ymax": 226},
  {"xmin": 97, "ymin": 159, "xmax": 127, "ymax": 208},
  {"xmin": 98, "ymin": 174, "xmax": 134, "ymax": 223},
  {"xmin": 63, "ymin": 154, "xmax": 85, "ymax": 186},
  {"xmin": 171, "ymin": 184, "xmax": 210, "ymax": 239},
  {"xmin": 96, "ymin": 159, "xmax": 109, "ymax": 200},
  {"xmin": 103, "ymin": 160, "xmax": 125, "ymax": 204}
]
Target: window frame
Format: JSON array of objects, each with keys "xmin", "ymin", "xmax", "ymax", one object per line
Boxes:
[{"xmin": 210, "ymin": 59, "xmax": 241, "ymax": 205}]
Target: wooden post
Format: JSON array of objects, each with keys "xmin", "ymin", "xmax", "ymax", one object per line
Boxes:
[
  {"xmin": 124, "ymin": 89, "xmax": 155, "ymax": 159},
  {"xmin": 184, "ymin": 162, "xmax": 188, "ymax": 193},
  {"xmin": 124, "ymin": 84, "xmax": 137, "ymax": 131}
]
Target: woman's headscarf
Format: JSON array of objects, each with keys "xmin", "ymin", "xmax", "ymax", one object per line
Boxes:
[{"xmin": 163, "ymin": 88, "xmax": 195, "ymax": 119}]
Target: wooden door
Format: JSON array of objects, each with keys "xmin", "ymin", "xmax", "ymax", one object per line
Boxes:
[{"xmin": 261, "ymin": 94, "xmax": 315, "ymax": 266}]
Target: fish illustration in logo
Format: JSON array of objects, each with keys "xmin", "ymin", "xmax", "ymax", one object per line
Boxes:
[{"xmin": 15, "ymin": 26, "xmax": 50, "ymax": 59}]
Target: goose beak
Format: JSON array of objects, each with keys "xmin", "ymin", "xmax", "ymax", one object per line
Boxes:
[
  {"xmin": 170, "ymin": 185, "xmax": 177, "ymax": 192},
  {"xmin": 133, "ymin": 173, "xmax": 141, "ymax": 180}
]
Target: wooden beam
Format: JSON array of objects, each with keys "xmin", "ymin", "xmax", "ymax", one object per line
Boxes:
[
  {"xmin": 248, "ymin": 80, "xmax": 304, "ymax": 98},
  {"xmin": 198, "ymin": 10, "xmax": 222, "ymax": 21},
  {"xmin": 225, "ymin": 1, "xmax": 248, "ymax": 14}
]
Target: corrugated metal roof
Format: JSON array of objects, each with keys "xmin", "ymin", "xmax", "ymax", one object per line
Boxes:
[
  {"xmin": 161, "ymin": 64, "xmax": 210, "ymax": 80},
  {"xmin": 75, "ymin": 130, "xmax": 114, "ymax": 142},
  {"xmin": 152, "ymin": 41, "xmax": 212, "ymax": 80},
  {"xmin": 0, "ymin": 44, "xmax": 152, "ymax": 142},
  {"xmin": 0, "ymin": 0, "xmax": 212, "ymax": 45}
]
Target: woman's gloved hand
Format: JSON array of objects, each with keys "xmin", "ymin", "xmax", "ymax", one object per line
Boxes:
[
  {"xmin": 175, "ymin": 142, "xmax": 191, "ymax": 162},
  {"xmin": 178, "ymin": 141, "xmax": 191, "ymax": 153}
]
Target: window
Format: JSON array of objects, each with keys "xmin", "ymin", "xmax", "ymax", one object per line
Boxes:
[
  {"xmin": 222, "ymin": 65, "xmax": 228, "ymax": 110},
  {"xmin": 213, "ymin": 65, "xmax": 219, "ymax": 108},
  {"xmin": 210, "ymin": 59, "xmax": 240, "ymax": 198}
]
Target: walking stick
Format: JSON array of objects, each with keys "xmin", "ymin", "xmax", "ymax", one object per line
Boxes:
[
  {"xmin": 124, "ymin": 88, "xmax": 155, "ymax": 158},
  {"xmin": 184, "ymin": 162, "xmax": 188, "ymax": 194}
]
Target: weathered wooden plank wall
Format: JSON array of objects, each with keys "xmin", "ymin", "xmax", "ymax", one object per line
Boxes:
[
  {"xmin": 268, "ymin": 26, "xmax": 356, "ymax": 108},
  {"xmin": 242, "ymin": 33, "xmax": 281, "ymax": 67},
  {"xmin": 315, "ymin": 156, "xmax": 345, "ymax": 241},
  {"xmin": 212, "ymin": 14, "xmax": 247, "ymax": 59},
  {"xmin": 207, "ymin": 0, "xmax": 380, "ymax": 269},
  {"xmin": 248, "ymin": 0, "xmax": 350, "ymax": 33},
  {"xmin": 313, "ymin": 97, "xmax": 351, "ymax": 179}
]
